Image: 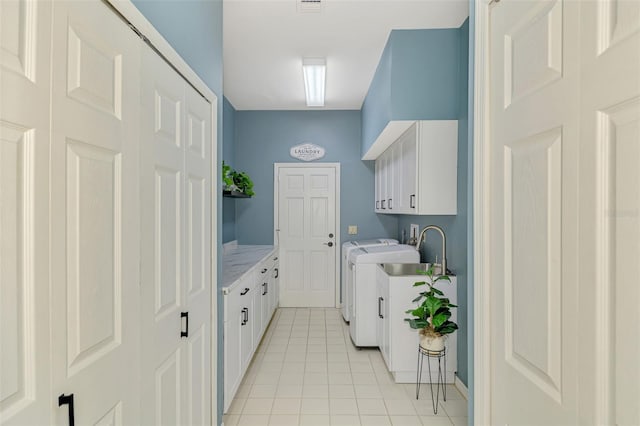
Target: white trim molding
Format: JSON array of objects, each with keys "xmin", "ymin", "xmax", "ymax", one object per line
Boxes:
[
  {"xmin": 273, "ymin": 162, "xmax": 342, "ymax": 308},
  {"xmin": 473, "ymin": 0, "xmax": 492, "ymax": 425},
  {"xmin": 455, "ymin": 376, "xmax": 469, "ymax": 401}
]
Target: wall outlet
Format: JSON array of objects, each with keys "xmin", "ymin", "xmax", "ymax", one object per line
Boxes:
[
  {"xmin": 410, "ymin": 224, "xmax": 420, "ymax": 240},
  {"xmin": 348, "ymin": 225, "xmax": 358, "ymax": 235}
]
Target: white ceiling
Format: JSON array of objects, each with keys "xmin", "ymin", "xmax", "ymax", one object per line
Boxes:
[{"xmin": 223, "ymin": 0, "xmax": 469, "ymax": 111}]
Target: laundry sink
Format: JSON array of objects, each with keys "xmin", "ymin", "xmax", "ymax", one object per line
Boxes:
[{"xmin": 381, "ymin": 263, "xmax": 435, "ymax": 276}]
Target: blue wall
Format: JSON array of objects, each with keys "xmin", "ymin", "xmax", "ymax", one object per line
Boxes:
[
  {"xmin": 130, "ymin": 1, "xmax": 226, "ymax": 423},
  {"xmin": 394, "ymin": 20, "xmax": 470, "ymax": 387},
  {"xmin": 233, "ymin": 110, "xmax": 399, "ymax": 246},
  {"xmin": 361, "ymin": 28, "xmax": 461, "ymax": 156},
  {"xmin": 223, "ymin": 98, "xmax": 237, "ymax": 243},
  {"xmin": 466, "ymin": 2, "xmax": 475, "ymax": 421}
]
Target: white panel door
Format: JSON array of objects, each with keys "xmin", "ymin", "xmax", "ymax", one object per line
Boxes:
[
  {"xmin": 578, "ymin": 1, "xmax": 640, "ymax": 424},
  {"xmin": 50, "ymin": 1, "xmax": 141, "ymax": 424},
  {"xmin": 140, "ymin": 42, "xmax": 212, "ymax": 426},
  {"xmin": 489, "ymin": 0, "xmax": 577, "ymax": 423},
  {"xmin": 0, "ymin": 0, "xmax": 52, "ymax": 423},
  {"xmin": 140, "ymin": 42, "xmax": 184, "ymax": 426},
  {"xmin": 277, "ymin": 166, "xmax": 337, "ymax": 307},
  {"xmin": 485, "ymin": 0, "xmax": 638, "ymax": 423},
  {"xmin": 183, "ymin": 79, "xmax": 212, "ymax": 426},
  {"xmin": 401, "ymin": 125, "xmax": 417, "ymax": 213}
]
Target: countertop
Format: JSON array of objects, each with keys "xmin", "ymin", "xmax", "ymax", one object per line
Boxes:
[{"xmin": 222, "ymin": 244, "xmax": 277, "ymax": 289}]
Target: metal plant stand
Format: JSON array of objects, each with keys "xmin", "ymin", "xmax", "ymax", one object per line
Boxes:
[{"xmin": 415, "ymin": 345, "xmax": 446, "ymax": 414}]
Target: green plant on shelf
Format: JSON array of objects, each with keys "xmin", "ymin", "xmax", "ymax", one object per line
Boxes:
[{"xmin": 222, "ymin": 161, "xmax": 255, "ymax": 197}]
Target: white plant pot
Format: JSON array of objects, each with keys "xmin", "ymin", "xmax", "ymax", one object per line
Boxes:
[{"xmin": 420, "ymin": 334, "xmax": 445, "ymax": 353}]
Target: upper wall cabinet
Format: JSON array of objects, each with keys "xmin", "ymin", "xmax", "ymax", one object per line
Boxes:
[
  {"xmin": 374, "ymin": 120, "xmax": 457, "ymax": 215},
  {"xmin": 361, "ymin": 28, "xmax": 463, "ymax": 159}
]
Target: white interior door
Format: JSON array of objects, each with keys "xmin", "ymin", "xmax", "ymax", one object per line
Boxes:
[
  {"xmin": 486, "ymin": 0, "xmax": 640, "ymax": 424},
  {"xmin": 0, "ymin": 0, "xmax": 52, "ymax": 423},
  {"xmin": 140, "ymin": 42, "xmax": 212, "ymax": 426},
  {"xmin": 50, "ymin": 1, "xmax": 142, "ymax": 424},
  {"xmin": 578, "ymin": 1, "xmax": 640, "ymax": 424},
  {"xmin": 276, "ymin": 165, "xmax": 338, "ymax": 307}
]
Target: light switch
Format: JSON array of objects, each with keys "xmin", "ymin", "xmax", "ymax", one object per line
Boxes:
[{"xmin": 348, "ymin": 225, "xmax": 358, "ymax": 235}]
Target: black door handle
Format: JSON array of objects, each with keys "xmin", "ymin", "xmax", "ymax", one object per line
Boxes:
[
  {"xmin": 262, "ymin": 282, "xmax": 267, "ymax": 296},
  {"xmin": 274, "ymin": 268, "xmax": 279, "ymax": 279},
  {"xmin": 181, "ymin": 312, "xmax": 189, "ymax": 338},
  {"xmin": 241, "ymin": 308, "xmax": 248, "ymax": 325},
  {"xmin": 240, "ymin": 288, "xmax": 250, "ymax": 295},
  {"xmin": 378, "ymin": 297, "xmax": 384, "ymax": 319},
  {"xmin": 261, "ymin": 268, "xmax": 268, "ymax": 273},
  {"xmin": 58, "ymin": 393, "xmax": 75, "ymax": 426}
]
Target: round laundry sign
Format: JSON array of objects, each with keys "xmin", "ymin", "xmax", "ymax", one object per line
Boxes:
[{"xmin": 290, "ymin": 143, "xmax": 326, "ymax": 162}]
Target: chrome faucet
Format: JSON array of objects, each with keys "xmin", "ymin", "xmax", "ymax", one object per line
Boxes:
[{"xmin": 415, "ymin": 225, "xmax": 447, "ymax": 275}]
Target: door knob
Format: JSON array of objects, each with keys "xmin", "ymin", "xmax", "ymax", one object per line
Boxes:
[
  {"xmin": 329, "ymin": 233, "xmax": 334, "ymax": 238},
  {"xmin": 323, "ymin": 242, "xmax": 334, "ymax": 247}
]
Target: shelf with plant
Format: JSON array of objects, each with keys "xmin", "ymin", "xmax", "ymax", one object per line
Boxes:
[
  {"xmin": 404, "ymin": 265, "xmax": 458, "ymax": 353},
  {"xmin": 222, "ymin": 161, "xmax": 255, "ymax": 198}
]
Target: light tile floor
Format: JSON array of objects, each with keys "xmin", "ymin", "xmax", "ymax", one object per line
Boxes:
[{"xmin": 224, "ymin": 308, "xmax": 468, "ymax": 426}]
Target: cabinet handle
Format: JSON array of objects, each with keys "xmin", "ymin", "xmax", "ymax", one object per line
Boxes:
[
  {"xmin": 381, "ymin": 200, "xmax": 386, "ymax": 210},
  {"xmin": 376, "ymin": 200, "xmax": 379, "ymax": 209},
  {"xmin": 273, "ymin": 268, "xmax": 279, "ymax": 279},
  {"xmin": 388, "ymin": 198, "xmax": 393, "ymax": 210},
  {"xmin": 262, "ymin": 282, "xmax": 268, "ymax": 296},
  {"xmin": 410, "ymin": 194, "xmax": 416, "ymax": 209},
  {"xmin": 261, "ymin": 268, "xmax": 268, "ymax": 274},
  {"xmin": 378, "ymin": 297, "xmax": 384, "ymax": 319},
  {"xmin": 240, "ymin": 288, "xmax": 250, "ymax": 295},
  {"xmin": 241, "ymin": 308, "xmax": 248, "ymax": 325},
  {"xmin": 273, "ymin": 256, "xmax": 278, "ymax": 261},
  {"xmin": 181, "ymin": 312, "xmax": 189, "ymax": 338},
  {"xmin": 58, "ymin": 393, "xmax": 75, "ymax": 426}
]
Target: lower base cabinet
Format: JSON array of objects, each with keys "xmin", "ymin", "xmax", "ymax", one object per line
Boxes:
[
  {"xmin": 223, "ymin": 251, "xmax": 279, "ymax": 412},
  {"xmin": 376, "ymin": 265, "xmax": 457, "ymax": 383}
]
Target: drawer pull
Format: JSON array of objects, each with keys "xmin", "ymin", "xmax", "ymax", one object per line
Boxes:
[
  {"xmin": 261, "ymin": 268, "xmax": 268, "ymax": 274},
  {"xmin": 240, "ymin": 288, "xmax": 250, "ymax": 296}
]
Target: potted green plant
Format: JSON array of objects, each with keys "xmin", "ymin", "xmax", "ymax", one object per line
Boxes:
[
  {"xmin": 222, "ymin": 162, "xmax": 256, "ymax": 197},
  {"xmin": 222, "ymin": 161, "xmax": 237, "ymax": 192},
  {"xmin": 404, "ymin": 265, "xmax": 458, "ymax": 353}
]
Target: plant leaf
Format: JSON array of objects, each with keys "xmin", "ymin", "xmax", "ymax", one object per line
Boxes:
[
  {"xmin": 413, "ymin": 281, "xmax": 426, "ymax": 287},
  {"xmin": 424, "ymin": 296, "xmax": 443, "ymax": 318}
]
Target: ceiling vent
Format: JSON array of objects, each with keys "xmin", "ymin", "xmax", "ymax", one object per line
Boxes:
[{"xmin": 298, "ymin": 0, "xmax": 322, "ymax": 14}]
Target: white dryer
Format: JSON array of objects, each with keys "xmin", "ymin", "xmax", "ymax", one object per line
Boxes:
[
  {"xmin": 341, "ymin": 239, "xmax": 398, "ymax": 322},
  {"xmin": 348, "ymin": 245, "xmax": 419, "ymax": 346}
]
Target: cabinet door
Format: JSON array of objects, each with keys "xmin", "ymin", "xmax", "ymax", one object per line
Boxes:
[
  {"xmin": 273, "ymin": 261, "xmax": 280, "ymax": 312},
  {"xmin": 379, "ymin": 152, "xmax": 388, "ymax": 211},
  {"xmin": 251, "ymin": 277, "xmax": 263, "ymax": 348},
  {"xmin": 374, "ymin": 159, "xmax": 381, "ymax": 211},
  {"xmin": 376, "ymin": 275, "xmax": 385, "ymax": 349},
  {"xmin": 401, "ymin": 125, "xmax": 418, "ymax": 213},
  {"xmin": 239, "ymin": 283, "xmax": 253, "ymax": 370},
  {"xmin": 391, "ymin": 142, "xmax": 404, "ymax": 212},
  {"xmin": 381, "ymin": 282, "xmax": 391, "ymax": 365},
  {"xmin": 223, "ymin": 292, "xmax": 242, "ymax": 412}
]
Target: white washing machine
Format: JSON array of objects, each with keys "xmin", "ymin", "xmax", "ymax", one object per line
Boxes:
[
  {"xmin": 341, "ymin": 239, "xmax": 398, "ymax": 322},
  {"xmin": 348, "ymin": 245, "xmax": 419, "ymax": 346}
]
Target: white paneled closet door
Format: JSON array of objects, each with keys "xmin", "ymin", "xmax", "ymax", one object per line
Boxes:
[
  {"xmin": 0, "ymin": 0, "xmax": 52, "ymax": 423},
  {"xmin": 49, "ymin": 1, "xmax": 142, "ymax": 424},
  {"xmin": 140, "ymin": 43, "xmax": 212, "ymax": 426}
]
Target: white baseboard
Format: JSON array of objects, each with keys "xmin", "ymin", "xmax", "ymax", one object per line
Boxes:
[{"xmin": 454, "ymin": 375, "xmax": 469, "ymax": 400}]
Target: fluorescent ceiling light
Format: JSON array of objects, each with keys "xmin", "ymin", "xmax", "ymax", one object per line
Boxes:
[{"xmin": 303, "ymin": 58, "xmax": 326, "ymax": 107}]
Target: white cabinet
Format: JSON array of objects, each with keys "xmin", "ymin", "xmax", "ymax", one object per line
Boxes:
[
  {"xmin": 223, "ymin": 249, "xmax": 279, "ymax": 412},
  {"xmin": 376, "ymin": 277, "xmax": 391, "ymax": 365},
  {"xmin": 374, "ymin": 120, "xmax": 457, "ymax": 215},
  {"xmin": 375, "ymin": 265, "xmax": 457, "ymax": 383}
]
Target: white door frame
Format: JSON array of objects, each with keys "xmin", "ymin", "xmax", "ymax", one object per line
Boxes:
[
  {"xmin": 273, "ymin": 162, "xmax": 342, "ymax": 308},
  {"xmin": 100, "ymin": 0, "xmax": 219, "ymax": 420},
  {"xmin": 473, "ymin": 0, "xmax": 492, "ymax": 424}
]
